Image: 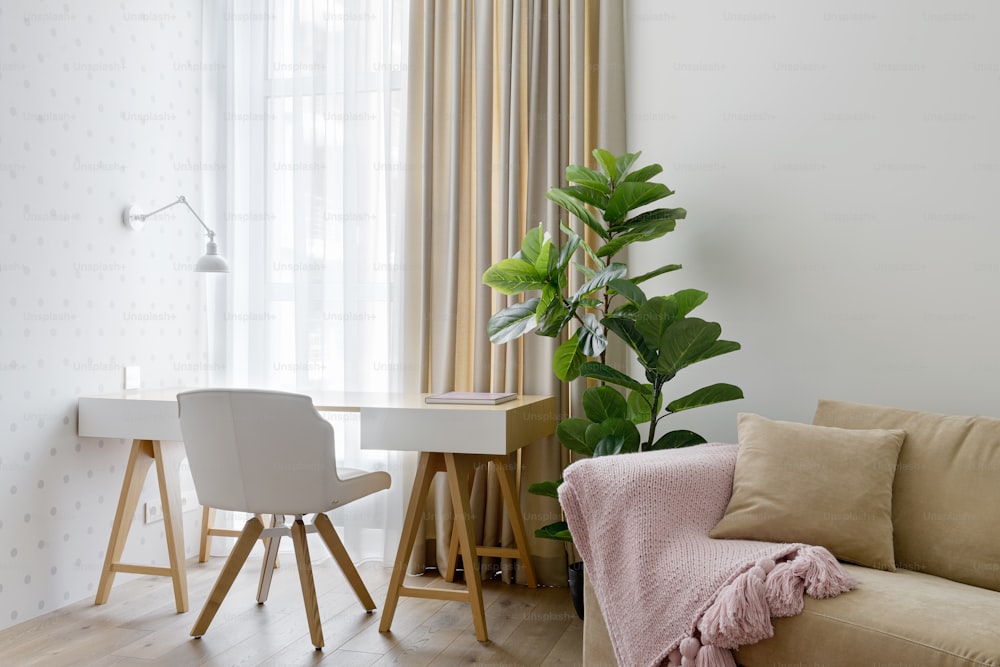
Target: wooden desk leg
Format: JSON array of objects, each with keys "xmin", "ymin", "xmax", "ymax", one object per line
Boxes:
[
  {"xmin": 154, "ymin": 440, "xmax": 189, "ymax": 613},
  {"xmin": 95, "ymin": 439, "xmax": 155, "ymax": 606},
  {"xmin": 492, "ymin": 456, "xmax": 538, "ymax": 588},
  {"xmin": 444, "ymin": 453, "xmax": 488, "ymax": 642},
  {"xmin": 442, "ymin": 517, "xmax": 461, "ymax": 583},
  {"xmin": 379, "ymin": 451, "xmax": 440, "ymax": 634},
  {"xmin": 94, "ymin": 439, "xmax": 189, "ymax": 613}
]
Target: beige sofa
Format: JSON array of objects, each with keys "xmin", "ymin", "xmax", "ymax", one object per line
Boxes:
[{"xmin": 583, "ymin": 400, "xmax": 1000, "ymax": 666}]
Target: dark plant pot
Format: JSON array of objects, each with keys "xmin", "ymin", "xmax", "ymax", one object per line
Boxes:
[{"xmin": 568, "ymin": 561, "xmax": 585, "ymax": 619}]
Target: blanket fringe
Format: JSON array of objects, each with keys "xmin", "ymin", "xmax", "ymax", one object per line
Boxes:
[{"xmin": 695, "ymin": 547, "xmax": 858, "ymax": 653}]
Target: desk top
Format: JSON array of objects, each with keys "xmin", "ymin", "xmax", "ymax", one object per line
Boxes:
[{"xmin": 78, "ymin": 387, "xmax": 557, "ymax": 455}]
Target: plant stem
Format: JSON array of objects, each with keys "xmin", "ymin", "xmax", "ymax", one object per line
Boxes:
[{"xmin": 644, "ymin": 377, "xmax": 665, "ymax": 451}]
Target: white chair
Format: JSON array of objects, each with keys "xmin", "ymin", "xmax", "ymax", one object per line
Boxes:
[{"xmin": 177, "ymin": 389, "xmax": 391, "ymax": 649}]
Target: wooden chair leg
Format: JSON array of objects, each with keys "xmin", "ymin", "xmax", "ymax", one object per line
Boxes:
[
  {"xmin": 199, "ymin": 506, "xmax": 215, "ymax": 563},
  {"xmin": 291, "ymin": 516, "xmax": 324, "ymax": 649},
  {"xmin": 257, "ymin": 514, "xmax": 283, "ymax": 604},
  {"xmin": 191, "ymin": 516, "xmax": 265, "ymax": 638},
  {"xmin": 314, "ymin": 512, "xmax": 375, "ymax": 611}
]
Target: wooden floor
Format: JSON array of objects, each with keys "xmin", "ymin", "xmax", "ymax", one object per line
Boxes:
[{"xmin": 0, "ymin": 554, "xmax": 584, "ymax": 666}]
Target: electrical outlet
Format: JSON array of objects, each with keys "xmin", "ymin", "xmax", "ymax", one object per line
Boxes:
[
  {"xmin": 144, "ymin": 491, "xmax": 199, "ymax": 524},
  {"xmin": 124, "ymin": 365, "xmax": 141, "ymax": 389}
]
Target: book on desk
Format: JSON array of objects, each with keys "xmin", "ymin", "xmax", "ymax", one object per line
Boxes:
[{"xmin": 424, "ymin": 391, "xmax": 517, "ymax": 405}]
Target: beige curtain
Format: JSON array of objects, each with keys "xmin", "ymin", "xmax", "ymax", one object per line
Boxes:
[{"xmin": 401, "ymin": 0, "xmax": 626, "ymax": 587}]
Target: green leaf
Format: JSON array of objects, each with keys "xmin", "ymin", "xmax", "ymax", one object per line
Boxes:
[
  {"xmin": 657, "ymin": 318, "xmax": 722, "ymax": 378},
  {"xmin": 691, "ymin": 339, "xmax": 741, "ymax": 365},
  {"xmin": 535, "ymin": 296, "xmax": 572, "ymax": 337},
  {"xmin": 566, "ymin": 164, "xmax": 611, "ymax": 193},
  {"xmin": 546, "ymin": 188, "xmax": 608, "ymax": 240},
  {"xmin": 553, "ymin": 333, "xmax": 586, "ymax": 381},
  {"xmin": 593, "ymin": 418, "xmax": 641, "ymax": 455},
  {"xmin": 579, "ymin": 361, "xmax": 649, "ymax": 393},
  {"xmin": 555, "ymin": 230, "xmax": 582, "ymax": 271},
  {"xmin": 593, "ymin": 148, "xmax": 619, "ymax": 181},
  {"xmin": 635, "ymin": 297, "xmax": 679, "ymax": 350},
  {"xmin": 573, "ymin": 261, "xmax": 597, "ymax": 281},
  {"xmin": 649, "ymin": 430, "xmax": 707, "ymax": 450},
  {"xmin": 602, "ymin": 316, "xmax": 656, "ymax": 366},
  {"xmin": 556, "ymin": 418, "xmax": 595, "ymax": 456},
  {"xmin": 596, "ymin": 219, "xmax": 676, "ymax": 258},
  {"xmin": 604, "ymin": 182, "xmax": 672, "ymax": 226},
  {"xmin": 582, "ymin": 386, "xmax": 628, "ymax": 423},
  {"xmin": 528, "ymin": 479, "xmax": 562, "ymax": 499},
  {"xmin": 560, "ymin": 185, "xmax": 610, "ymax": 211},
  {"xmin": 607, "ymin": 279, "xmax": 647, "ymax": 307},
  {"xmin": 666, "ymin": 383, "xmax": 745, "ymax": 413},
  {"xmin": 520, "ymin": 224, "xmax": 544, "ymax": 266},
  {"xmin": 618, "ymin": 207, "xmax": 686, "ymax": 233},
  {"xmin": 614, "ymin": 151, "xmax": 641, "ymax": 180},
  {"xmin": 574, "ymin": 262, "xmax": 627, "ymax": 299},
  {"xmin": 486, "ymin": 298, "xmax": 541, "ymax": 344},
  {"xmin": 535, "ymin": 521, "xmax": 573, "ymax": 542},
  {"xmin": 622, "ymin": 163, "xmax": 663, "ymax": 183},
  {"xmin": 626, "ymin": 385, "xmax": 661, "ymax": 424},
  {"xmin": 633, "ymin": 263, "xmax": 682, "ymax": 284},
  {"xmin": 666, "ymin": 289, "xmax": 708, "ymax": 318},
  {"xmin": 576, "ymin": 313, "xmax": 608, "ymax": 358},
  {"xmin": 482, "ymin": 258, "xmax": 546, "ymax": 295}
]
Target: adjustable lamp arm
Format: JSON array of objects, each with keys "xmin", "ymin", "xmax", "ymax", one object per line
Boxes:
[
  {"xmin": 129, "ymin": 196, "xmax": 216, "ymax": 240},
  {"xmin": 122, "ymin": 195, "xmax": 229, "ymax": 273}
]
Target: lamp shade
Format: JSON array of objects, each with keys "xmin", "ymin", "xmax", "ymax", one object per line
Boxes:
[{"xmin": 194, "ymin": 240, "xmax": 229, "ymax": 273}]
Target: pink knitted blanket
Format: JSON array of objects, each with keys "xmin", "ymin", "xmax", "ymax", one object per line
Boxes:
[{"xmin": 559, "ymin": 443, "xmax": 858, "ymax": 667}]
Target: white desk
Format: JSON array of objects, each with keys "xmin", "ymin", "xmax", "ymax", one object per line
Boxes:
[{"xmin": 77, "ymin": 387, "xmax": 556, "ymax": 641}]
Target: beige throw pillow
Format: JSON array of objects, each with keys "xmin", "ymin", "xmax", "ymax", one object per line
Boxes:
[{"xmin": 710, "ymin": 413, "xmax": 905, "ymax": 570}]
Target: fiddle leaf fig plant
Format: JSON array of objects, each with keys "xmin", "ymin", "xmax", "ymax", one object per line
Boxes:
[{"xmin": 483, "ymin": 149, "xmax": 744, "ymax": 542}]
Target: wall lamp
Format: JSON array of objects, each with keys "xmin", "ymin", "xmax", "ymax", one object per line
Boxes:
[{"xmin": 122, "ymin": 196, "xmax": 230, "ymax": 273}]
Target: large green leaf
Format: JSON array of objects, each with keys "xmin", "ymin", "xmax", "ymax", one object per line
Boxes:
[
  {"xmin": 593, "ymin": 418, "xmax": 641, "ymax": 455},
  {"xmin": 607, "ymin": 279, "xmax": 647, "ymax": 307},
  {"xmin": 582, "ymin": 386, "xmax": 628, "ymax": 423},
  {"xmin": 574, "ymin": 262, "xmax": 627, "ymax": 299},
  {"xmin": 556, "ymin": 418, "xmax": 595, "ymax": 456},
  {"xmin": 535, "ymin": 521, "xmax": 573, "ymax": 542},
  {"xmin": 579, "ymin": 361, "xmax": 649, "ymax": 393},
  {"xmin": 604, "ymin": 182, "xmax": 672, "ymax": 226},
  {"xmin": 666, "ymin": 288, "xmax": 708, "ymax": 318},
  {"xmin": 622, "ymin": 163, "xmax": 663, "ymax": 183},
  {"xmin": 657, "ymin": 318, "xmax": 722, "ymax": 378},
  {"xmin": 626, "ymin": 385, "xmax": 661, "ymax": 424},
  {"xmin": 560, "ymin": 185, "xmax": 610, "ymax": 211},
  {"xmin": 552, "ymin": 333, "xmax": 585, "ymax": 381},
  {"xmin": 546, "ymin": 188, "xmax": 608, "ymax": 240},
  {"xmin": 566, "ymin": 164, "xmax": 610, "ymax": 193},
  {"xmin": 528, "ymin": 479, "xmax": 562, "ymax": 499},
  {"xmin": 691, "ymin": 339, "xmax": 742, "ymax": 365},
  {"xmin": 632, "ymin": 263, "xmax": 682, "ymax": 284},
  {"xmin": 520, "ymin": 224, "xmax": 544, "ymax": 267},
  {"xmin": 635, "ymin": 297, "xmax": 679, "ymax": 350},
  {"xmin": 593, "ymin": 148, "xmax": 619, "ymax": 181},
  {"xmin": 596, "ymin": 219, "xmax": 676, "ymax": 258},
  {"xmin": 576, "ymin": 313, "xmax": 608, "ymax": 358},
  {"xmin": 603, "ymin": 316, "xmax": 656, "ymax": 366},
  {"xmin": 618, "ymin": 207, "xmax": 686, "ymax": 233},
  {"xmin": 486, "ymin": 298, "xmax": 541, "ymax": 344},
  {"xmin": 555, "ymin": 230, "xmax": 583, "ymax": 272},
  {"xmin": 649, "ymin": 430, "xmax": 707, "ymax": 450},
  {"xmin": 535, "ymin": 295, "xmax": 572, "ymax": 337},
  {"xmin": 614, "ymin": 152, "xmax": 641, "ymax": 180},
  {"xmin": 665, "ymin": 383, "xmax": 744, "ymax": 413},
  {"xmin": 482, "ymin": 258, "xmax": 546, "ymax": 295}
]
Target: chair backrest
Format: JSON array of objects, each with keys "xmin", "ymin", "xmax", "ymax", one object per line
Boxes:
[{"xmin": 177, "ymin": 389, "xmax": 339, "ymax": 515}]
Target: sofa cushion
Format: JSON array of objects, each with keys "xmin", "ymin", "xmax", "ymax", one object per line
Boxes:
[
  {"xmin": 710, "ymin": 413, "xmax": 905, "ymax": 570},
  {"xmin": 814, "ymin": 400, "xmax": 1000, "ymax": 592},
  {"xmin": 734, "ymin": 564, "xmax": 1000, "ymax": 666}
]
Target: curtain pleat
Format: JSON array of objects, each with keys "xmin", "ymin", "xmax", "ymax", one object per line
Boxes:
[{"xmin": 403, "ymin": 0, "xmax": 626, "ymax": 587}]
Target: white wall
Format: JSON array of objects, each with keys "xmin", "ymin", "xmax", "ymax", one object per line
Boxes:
[
  {"xmin": 627, "ymin": 1, "xmax": 1000, "ymax": 442},
  {"xmin": 0, "ymin": 1, "xmax": 210, "ymax": 629}
]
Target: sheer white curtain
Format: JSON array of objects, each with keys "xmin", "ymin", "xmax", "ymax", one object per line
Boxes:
[{"xmin": 202, "ymin": 0, "xmax": 412, "ymax": 564}]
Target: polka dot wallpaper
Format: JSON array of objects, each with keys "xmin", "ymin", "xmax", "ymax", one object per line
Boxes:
[{"xmin": 0, "ymin": 0, "xmax": 211, "ymax": 630}]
